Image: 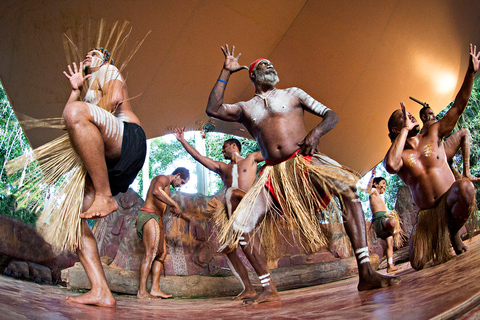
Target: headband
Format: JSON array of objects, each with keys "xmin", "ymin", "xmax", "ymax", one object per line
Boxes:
[
  {"xmin": 89, "ymin": 47, "xmax": 114, "ymax": 65},
  {"xmin": 249, "ymin": 58, "xmax": 267, "ymax": 77}
]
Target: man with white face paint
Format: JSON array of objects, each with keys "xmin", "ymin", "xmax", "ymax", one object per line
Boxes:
[
  {"xmin": 419, "ymin": 105, "xmax": 479, "ymax": 181},
  {"xmin": 206, "ymin": 44, "xmax": 400, "ymax": 305},
  {"xmin": 174, "ymin": 127, "xmax": 262, "ymax": 300},
  {"xmin": 62, "ymin": 47, "xmax": 146, "ymax": 307}
]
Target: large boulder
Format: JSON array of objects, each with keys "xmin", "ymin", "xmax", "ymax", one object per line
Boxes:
[{"xmin": 0, "ymin": 214, "xmax": 78, "ymax": 282}]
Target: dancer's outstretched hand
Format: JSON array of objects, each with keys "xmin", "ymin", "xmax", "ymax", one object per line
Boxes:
[
  {"xmin": 221, "ymin": 44, "xmax": 248, "ymax": 74},
  {"xmin": 63, "ymin": 62, "xmax": 91, "ymax": 91}
]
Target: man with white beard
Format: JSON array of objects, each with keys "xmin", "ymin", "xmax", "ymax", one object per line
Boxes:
[{"xmin": 206, "ymin": 45, "xmax": 400, "ymax": 305}]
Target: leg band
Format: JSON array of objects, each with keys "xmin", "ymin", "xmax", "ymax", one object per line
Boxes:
[
  {"xmin": 355, "ymin": 247, "xmax": 370, "ymax": 264},
  {"xmin": 259, "ymin": 273, "xmax": 271, "ymax": 287},
  {"xmin": 388, "ymin": 257, "xmax": 393, "ymax": 265}
]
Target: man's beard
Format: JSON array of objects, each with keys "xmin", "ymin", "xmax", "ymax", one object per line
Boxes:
[{"xmin": 254, "ymin": 69, "xmax": 279, "ymax": 86}]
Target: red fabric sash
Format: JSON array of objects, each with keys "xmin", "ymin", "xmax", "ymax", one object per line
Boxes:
[
  {"xmin": 140, "ymin": 207, "xmax": 159, "ymax": 215},
  {"xmin": 263, "ymin": 149, "xmax": 331, "ymax": 208}
]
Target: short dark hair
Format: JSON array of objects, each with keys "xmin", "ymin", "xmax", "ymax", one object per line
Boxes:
[
  {"xmin": 419, "ymin": 106, "xmax": 430, "ymax": 120},
  {"xmin": 373, "ymin": 177, "xmax": 386, "ymax": 185},
  {"xmin": 172, "ymin": 167, "xmax": 190, "ymax": 180},
  {"xmin": 224, "ymin": 138, "xmax": 241, "ymax": 153},
  {"xmin": 387, "ymin": 110, "xmax": 400, "ymax": 142}
]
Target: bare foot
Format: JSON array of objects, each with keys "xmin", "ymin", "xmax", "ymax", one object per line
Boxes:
[
  {"xmin": 387, "ymin": 265, "xmax": 401, "ymax": 274},
  {"xmin": 80, "ymin": 195, "xmax": 118, "ymax": 219},
  {"xmin": 150, "ymin": 289, "xmax": 172, "ymax": 299},
  {"xmin": 233, "ymin": 288, "xmax": 257, "ymax": 300},
  {"xmin": 137, "ymin": 292, "xmax": 161, "ymax": 300},
  {"xmin": 66, "ymin": 289, "xmax": 116, "ymax": 307},
  {"xmin": 357, "ymin": 268, "xmax": 401, "ymax": 291},
  {"xmin": 452, "ymin": 232, "xmax": 468, "ymax": 255},
  {"xmin": 243, "ymin": 287, "xmax": 280, "ymax": 305}
]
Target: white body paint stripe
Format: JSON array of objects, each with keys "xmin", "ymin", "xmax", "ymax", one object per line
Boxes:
[
  {"xmin": 232, "ymin": 164, "xmax": 239, "ymax": 188},
  {"xmin": 226, "ymin": 256, "xmax": 245, "ymax": 290},
  {"xmin": 87, "ymin": 103, "xmax": 124, "ymax": 141}
]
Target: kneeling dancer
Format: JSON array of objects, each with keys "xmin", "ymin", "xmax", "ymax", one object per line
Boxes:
[{"xmin": 384, "ymin": 44, "xmax": 480, "ymax": 270}]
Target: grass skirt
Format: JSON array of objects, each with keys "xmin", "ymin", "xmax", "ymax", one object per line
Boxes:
[
  {"xmin": 386, "ymin": 210, "xmax": 406, "ymax": 249},
  {"xmin": 218, "ymin": 153, "xmax": 360, "ymax": 255},
  {"xmin": 6, "ymin": 126, "xmax": 86, "ymax": 253},
  {"xmin": 410, "ymin": 193, "xmax": 452, "ymax": 270}
]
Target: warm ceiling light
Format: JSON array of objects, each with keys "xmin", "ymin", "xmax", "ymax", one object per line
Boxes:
[{"xmin": 435, "ymin": 72, "xmax": 457, "ymax": 95}]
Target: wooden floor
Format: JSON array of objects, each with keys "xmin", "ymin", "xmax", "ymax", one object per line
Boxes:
[{"xmin": 3, "ymin": 236, "xmax": 480, "ymax": 319}]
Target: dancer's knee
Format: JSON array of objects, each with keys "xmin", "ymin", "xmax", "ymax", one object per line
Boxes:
[
  {"xmin": 62, "ymin": 101, "xmax": 88, "ymax": 126},
  {"xmin": 456, "ymin": 179, "xmax": 475, "ymax": 203}
]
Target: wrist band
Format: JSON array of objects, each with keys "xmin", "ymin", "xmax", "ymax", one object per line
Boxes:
[{"xmin": 217, "ymin": 78, "xmax": 228, "ymax": 84}]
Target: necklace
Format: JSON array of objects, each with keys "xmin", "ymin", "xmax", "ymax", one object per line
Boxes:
[{"xmin": 255, "ymin": 89, "xmax": 277, "ymax": 108}]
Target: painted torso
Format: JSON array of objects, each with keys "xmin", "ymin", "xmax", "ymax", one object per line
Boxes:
[
  {"xmin": 398, "ymin": 124, "xmax": 455, "ymax": 209},
  {"xmin": 227, "ymin": 88, "xmax": 329, "ymax": 161}
]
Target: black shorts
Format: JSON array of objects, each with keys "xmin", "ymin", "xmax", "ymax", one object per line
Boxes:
[{"xmin": 107, "ymin": 122, "xmax": 147, "ymax": 196}]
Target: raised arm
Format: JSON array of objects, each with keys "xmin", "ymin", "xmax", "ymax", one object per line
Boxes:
[
  {"xmin": 250, "ymin": 151, "xmax": 264, "ymax": 163},
  {"xmin": 174, "ymin": 127, "xmax": 222, "ymax": 173},
  {"xmin": 384, "ymin": 102, "xmax": 414, "ymax": 174},
  {"xmin": 437, "ymin": 44, "xmax": 480, "ymax": 137},
  {"xmin": 205, "ymin": 44, "xmax": 248, "ymax": 122},
  {"xmin": 63, "ymin": 61, "xmax": 91, "ymax": 104},
  {"xmin": 366, "ymin": 167, "xmax": 377, "ymax": 194}
]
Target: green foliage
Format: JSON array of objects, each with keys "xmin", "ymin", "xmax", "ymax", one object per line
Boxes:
[
  {"xmin": 438, "ymin": 77, "xmax": 480, "ymax": 207},
  {"xmin": 0, "ymin": 83, "xmax": 37, "ymax": 225},
  {"xmin": 359, "ymin": 164, "xmax": 406, "ymax": 220},
  {"xmin": 137, "ymin": 131, "xmax": 261, "ymax": 196}
]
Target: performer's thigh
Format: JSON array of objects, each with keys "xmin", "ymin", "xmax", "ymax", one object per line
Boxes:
[
  {"xmin": 232, "ymin": 187, "xmax": 272, "ymax": 234},
  {"xmin": 446, "ymin": 178, "xmax": 475, "ymax": 213},
  {"xmin": 66, "ymin": 102, "xmax": 124, "ymax": 157},
  {"xmin": 225, "ymin": 187, "xmax": 246, "ymax": 219},
  {"xmin": 143, "ymin": 219, "xmax": 159, "ymax": 257}
]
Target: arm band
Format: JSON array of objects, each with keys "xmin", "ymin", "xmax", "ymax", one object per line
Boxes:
[{"xmin": 217, "ymin": 78, "xmax": 228, "ymax": 84}]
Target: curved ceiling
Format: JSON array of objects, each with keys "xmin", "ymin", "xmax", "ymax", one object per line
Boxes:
[{"xmin": 1, "ymin": 0, "xmax": 479, "ymax": 175}]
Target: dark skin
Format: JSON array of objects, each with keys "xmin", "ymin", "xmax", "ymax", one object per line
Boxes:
[
  {"xmin": 206, "ymin": 44, "xmax": 399, "ymax": 304},
  {"xmin": 174, "ymin": 127, "xmax": 261, "ymax": 300},
  {"xmin": 420, "ymin": 107, "xmax": 479, "ymax": 182},
  {"xmin": 137, "ymin": 173, "xmax": 188, "ymax": 300},
  {"xmin": 384, "ymin": 44, "xmax": 479, "ymax": 259}
]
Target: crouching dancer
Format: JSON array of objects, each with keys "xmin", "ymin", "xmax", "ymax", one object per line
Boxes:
[
  {"xmin": 137, "ymin": 168, "xmax": 189, "ymax": 299},
  {"xmin": 206, "ymin": 45, "xmax": 400, "ymax": 304},
  {"xmin": 63, "ymin": 48, "xmax": 146, "ymax": 306},
  {"xmin": 384, "ymin": 44, "xmax": 479, "ymax": 270}
]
